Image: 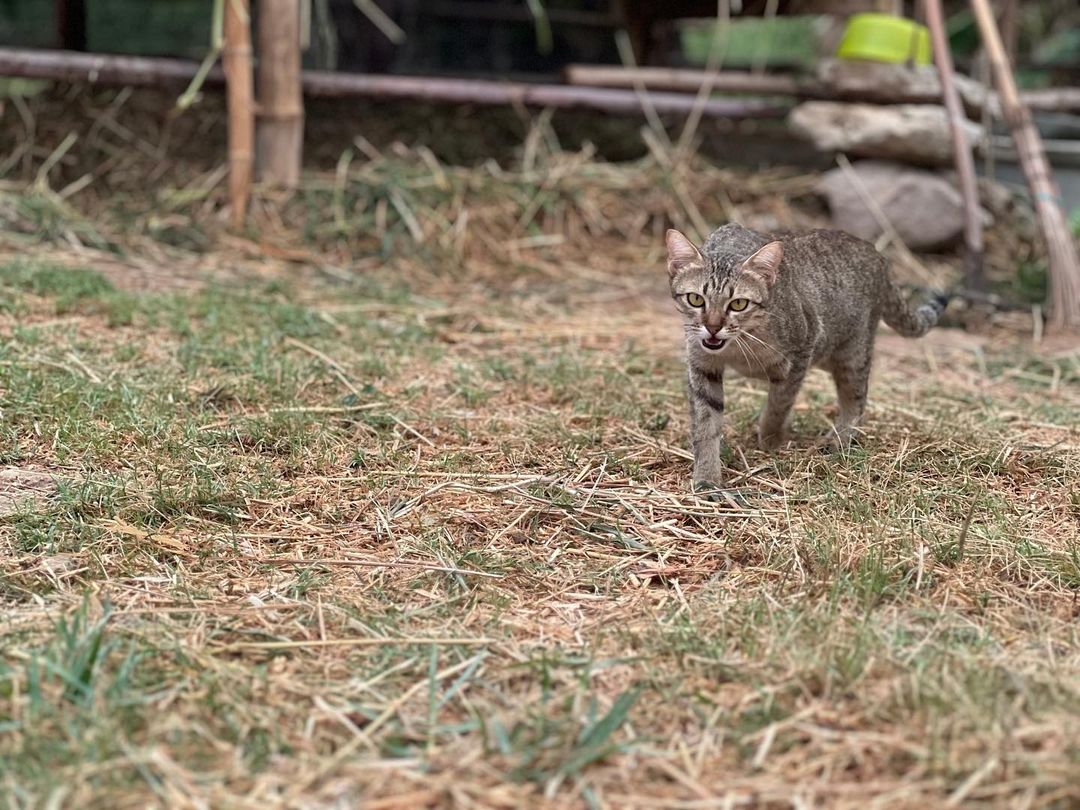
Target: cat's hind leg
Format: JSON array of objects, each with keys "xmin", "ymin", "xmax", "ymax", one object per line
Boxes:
[{"xmin": 822, "ymin": 341, "xmax": 873, "ymax": 451}]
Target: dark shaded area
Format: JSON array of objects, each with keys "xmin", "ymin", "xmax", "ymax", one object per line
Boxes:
[
  {"xmin": 55, "ymin": 0, "xmax": 86, "ymax": 51},
  {"xmin": 1, "ymin": 0, "xmax": 1077, "ymax": 83},
  {"xmin": 0, "ymin": 82, "xmax": 827, "ymax": 187},
  {"xmin": 318, "ymin": 0, "xmax": 620, "ymax": 77}
]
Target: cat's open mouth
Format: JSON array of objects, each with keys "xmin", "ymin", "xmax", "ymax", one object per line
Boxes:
[{"xmin": 701, "ymin": 337, "xmax": 727, "ymax": 352}]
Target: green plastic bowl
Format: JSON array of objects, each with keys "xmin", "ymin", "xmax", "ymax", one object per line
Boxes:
[{"xmin": 836, "ymin": 13, "xmax": 931, "ymax": 65}]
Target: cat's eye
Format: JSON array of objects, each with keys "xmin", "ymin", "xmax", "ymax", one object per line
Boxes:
[
  {"xmin": 728, "ymin": 298, "xmax": 750, "ymax": 312},
  {"xmin": 686, "ymin": 293, "xmax": 705, "ymax": 308}
]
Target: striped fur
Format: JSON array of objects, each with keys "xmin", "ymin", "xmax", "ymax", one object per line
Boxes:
[
  {"xmin": 667, "ymin": 224, "xmax": 948, "ymax": 488},
  {"xmin": 881, "ymin": 284, "xmax": 949, "ymax": 337}
]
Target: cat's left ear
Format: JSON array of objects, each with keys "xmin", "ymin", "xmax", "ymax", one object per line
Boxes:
[{"xmin": 744, "ymin": 241, "xmax": 784, "ymax": 286}]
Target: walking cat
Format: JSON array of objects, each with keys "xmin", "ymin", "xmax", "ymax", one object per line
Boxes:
[{"xmin": 666, "ymin": 223, "xmax": 947, "ymax": 488}]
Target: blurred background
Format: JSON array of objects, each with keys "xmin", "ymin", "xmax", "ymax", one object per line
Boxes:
[
  {"xmin": 0, "ymin": 1, "xmax": 1078, "ymax": 312},
  {"xmin": 2, "ymin": 1, "xmax": 1078, "ymax": 80}
]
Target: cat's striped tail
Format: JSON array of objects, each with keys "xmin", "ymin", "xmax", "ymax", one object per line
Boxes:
[{"xmin": 881, "ymin": 282, "xmax": 949, "ymax": 338}]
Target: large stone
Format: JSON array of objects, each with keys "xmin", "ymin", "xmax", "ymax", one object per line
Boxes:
[
  {"xmin": 816, "ymin": 161, "xmax": 972, "ymax": 251},
  {"xmin": 815, "ymin": 58, "xmax": 990, "ymax": 115},
  {"xmin": 789, "ymin": 101, "xmax": 984, "ymax": 166}
]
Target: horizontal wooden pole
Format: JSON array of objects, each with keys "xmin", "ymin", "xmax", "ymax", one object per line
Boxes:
[
  {"xmin": 0, "ymin": 47, "xmax": 788, "ymax": 119},
  {"xmin": 0, "ymin": 47, "xmax": 224, "ymax": 85},
  {"xmin": 299, "ymin": 70, "xmax": 788, "ymax": 117},
  {"xmin": 563, "ymin": 63, "xmax": 1080, "ymax": 114},
  {"xmin": 565, "ymin": 64, "xmax": 807, "ymax": 97}
]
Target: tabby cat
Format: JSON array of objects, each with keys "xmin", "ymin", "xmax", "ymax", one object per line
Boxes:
[{"xmin": 666, "ymin": 223, "xmax": 947, "ymax": 488}]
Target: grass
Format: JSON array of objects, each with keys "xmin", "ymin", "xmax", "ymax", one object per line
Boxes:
[{"xmin": 0, "ymin": 92, "xmax": 1079, "ymax": 808}]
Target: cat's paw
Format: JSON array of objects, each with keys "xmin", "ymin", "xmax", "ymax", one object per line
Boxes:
[
  {"xmin": 693, "ymin": 478, "xmax": 725, "ymax": 494},
  {"xmin": 693, "ymin": 481, "xmax": 750, "ymax": 506},
  {"xmin": 757, "ymin": 430, "xmax": 787, "ymax": 452},
  {"xmin": 815, "ymin": 430, "xmax": 860, "ymax": 454}
]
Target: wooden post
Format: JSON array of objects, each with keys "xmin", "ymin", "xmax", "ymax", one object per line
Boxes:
[
  {"xmin": 924, "ymin": 0, "xmax": 984, "ymax": 290},
  {"xmin": 55, "ymin": 0, "xmax": 88, "ymax": 51},
  {"xmin": 256, "ymin": 0, "xmax": 304, "ymax": 188},
  {"xmin": 970, "ymin": 0, "xmax": 1080, "ymax": 330},
  {"xmin": 1000, "ymin": 0, "xmax": 1018, "ymax": 64},
  {"xmin": 223, "ymin": 0, "xmax": 255, "ymax": 229}
]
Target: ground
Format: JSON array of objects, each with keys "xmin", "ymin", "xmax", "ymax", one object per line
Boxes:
[{"xmin": 0, "ymin": 93, "xmax": 1078, "ymax": 808}]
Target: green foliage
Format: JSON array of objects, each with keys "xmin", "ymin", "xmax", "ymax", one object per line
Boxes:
[
  {"xmin": 1033, "ymin": 27, "xmax": 1080, "ymax": 66},
  {"xmin": 1015, "ymin": 259, "xmax": 1049, "ymax": 304},
  {"xmin": 27, "ymin": 598, "xmax": 114, "ymax": 707},
  {"xmin": 0, "ymin": 262, "xmax": 116, "ymax": 310},
  {"xmin": 680, "ymin": 16, "xmax": 821, "ymax": 69}
]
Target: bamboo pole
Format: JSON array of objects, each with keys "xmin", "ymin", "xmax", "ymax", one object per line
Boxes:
[
  {"xmin": 0, "ymin": 48, "xmax": 223, "ymax": 85},
  {"xmin": 2, "ymin": 45, "xmax": 1080, "ymax": 117},
  {"xmin": 1000, "ymin": 0, "xmax": 1018, "ymax": 64},
  {"xmin": 970, "ymin": 0, "xmax": 1080, "ymax": 330},
  {"xmin": 562, "ymin": 62, "xmax": 1080, "ymax": 115},
  {"xmin": 567, "ymin": 64, "xmax": 808, "ymax": 98},
  {"xmin": 292, "ymin": 71, "xmax": 786, "ymax": 118},
  {"xmin": 222, "ymin": 0, "xmax": 254, "ymax": 229},
  {"xmin": 3, "ymin": 47, "xmax": 1079, "ymax": 117},
  {"xmin": 923, "ymin": 0, "xmax": 983, "ymax": 291},
  {"xmin": 0, "ymin": 48, "xmax": 788, "ymax": 119},
  {"xmin": 256, "ymin": 0, "xmax": 304, "ymax": 188}
]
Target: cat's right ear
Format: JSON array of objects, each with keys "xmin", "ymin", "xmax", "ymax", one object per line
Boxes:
[{"xmin": 666, "ymin": 229, "xmax": 703, "ymax": 277}]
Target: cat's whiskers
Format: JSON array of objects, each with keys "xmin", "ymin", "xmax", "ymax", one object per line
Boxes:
[
  {"xmin": 739, "ymin": 330, "xmax": 790, "ymax": 363},
  {"xmin": 731, "ymin": 333, "xmax": 762, "ymax": 376},
  {"xmin": 731, "ymin": 334, "xmax": 752, "ymax": 368},
  {"xmin": 733, "ymin": 333, "xmax": 771, "ymax": 378}
]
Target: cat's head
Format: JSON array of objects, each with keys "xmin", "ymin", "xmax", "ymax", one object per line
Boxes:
[{"xmin": 665, "ymin": 229, "xmax": 782, "ymax": 354}]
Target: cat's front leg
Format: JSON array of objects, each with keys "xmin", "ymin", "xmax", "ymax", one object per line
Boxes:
[{"xmin": 688, "ymin": 366, "xmax": 726, "ymax": 487}]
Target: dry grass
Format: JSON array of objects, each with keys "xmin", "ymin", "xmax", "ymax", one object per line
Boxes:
[{"xmin": 0, "ymin": 87, "xmax": 1078, "ymax": 809}]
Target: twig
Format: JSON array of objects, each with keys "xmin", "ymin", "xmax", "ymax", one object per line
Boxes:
[
  {"xmin": 352, "ymin": 0, "xmax": 405, "ymax": 45},
  {"xmin": 674, "ymin": 0, "xmax": 733, "ymax": 160},
  {"xmin": 835, "ymin": 154, "xmax": 935, "ymax": 285},
  {"xmin": 64, "ymin": 351, "xmax": 102, "ymax": 384},
  {"xmin": 956, "ymin": 497, "xmax": 977, "ymax": 561},
  {"xmin": 285, "ymin": 655, "xmax": 485, "ymax": 797},
  {"xmin": 282, "ymin": 336, "xmax": 361, "ymax": 396},
  {"xmin": 236, "ymin": 555, "xmax": 503, "ymax": 578},
  {"xmin": 218, "ymin": 637, "xmax": 493, "ymax": 651}
]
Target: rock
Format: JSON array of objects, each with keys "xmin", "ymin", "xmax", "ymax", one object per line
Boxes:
[
  {"xmin": 940, "ymin": 171, "xmax": 1025, "ymax": 219},
  {"xmin": 816, "ymin": 58, "xmax": 989, "ymax": 115},
  {"xmin": 817, "ymin": 161, "xmax": 977, "ymax": 251},
  {"xmin": 789, "ymin": 101, "xmax": 984, "ymax": 166},
  {"xmin": 0, "ymin": 468, "xmax": 59, "ymax": 517}
]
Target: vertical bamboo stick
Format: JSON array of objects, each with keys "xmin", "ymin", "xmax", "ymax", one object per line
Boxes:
[
  {"xmin": 223, "ymin": 0, "xmax": 254, "ymax": 228},
  {"xmin": 1000, "ymin": 0, "xmax": 1018, "ymax": 64},
  {"xmin": 970, "ymin": 0, "xmax": 1080, "ymax": 330},
  {"xmin": 924, "ymin": 0, "xmax": 983, "ymax": 291},
  {"xmin": 256, "ymin": 0, "xmax": 304, "ymax": 188}
]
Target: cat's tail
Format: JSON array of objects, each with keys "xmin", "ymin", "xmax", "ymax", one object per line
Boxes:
[{"xmin": 880, "ymin": 281, "xmax": 949, "ymax": 338}]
